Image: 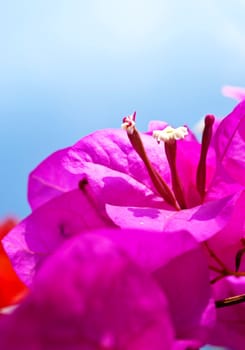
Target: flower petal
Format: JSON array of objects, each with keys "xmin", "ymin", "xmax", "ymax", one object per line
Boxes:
[
  {"xmin": 0, "ymin": 233, "xmax": 174, "ymax": 350},
  {"xmin": 214, "ymin": 100, "xmax": 245, "ymax": 186},
  {"xmin": 106, "ymin": 191, "xmax": 241, "ymax": 242},
  {"xmin": 95, "ymin": 228, "xmax": 214, "ymax": 343},
  {"xmin": 28, "ymin": 129, "xmax": 173, "ymax": 210},
  {"xmin": 209, "ymin": 276, "xmax": 245, "ymax": 350},
  {"xmin": 3, "ymin": 189, "xmax": 115, "ymax": 286}
]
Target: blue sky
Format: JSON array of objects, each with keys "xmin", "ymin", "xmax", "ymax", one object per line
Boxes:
[{"xmin": 0, "ymin": 0, "xmax": 245, "ymax": 218}]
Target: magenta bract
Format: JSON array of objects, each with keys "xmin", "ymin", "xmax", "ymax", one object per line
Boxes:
[{"xmin": 0, "ymin": 233, "xmax": 174, "ymax": 349}]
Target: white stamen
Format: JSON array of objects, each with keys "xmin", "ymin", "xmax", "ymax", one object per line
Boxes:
[
  {"xmin": 121, "ymin": 112, "xmax": 136, "ymax": 135},
  {"xmin": 153, "ymin": 125, "xmax": 188, "ymax": 143}
]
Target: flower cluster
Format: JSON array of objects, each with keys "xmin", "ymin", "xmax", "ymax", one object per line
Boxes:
[{"xmin": 1, "ymin": 94, "xmax": 245, "ymax": 349}]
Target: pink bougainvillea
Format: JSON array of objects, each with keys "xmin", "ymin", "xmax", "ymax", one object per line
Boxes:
[{"xmin": 2, "ymin": 97, "xmax": 245, "ymax": 349}]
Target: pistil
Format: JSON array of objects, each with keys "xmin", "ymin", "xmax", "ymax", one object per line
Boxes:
[{"xmin": 196, "ymin": 115, "xmax": 215, "ymax": 200}]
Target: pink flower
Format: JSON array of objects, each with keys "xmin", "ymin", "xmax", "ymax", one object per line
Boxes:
[
  {"xmin": 24, "ymin": 102, "xmax": 244, "ymax": 245},
  {"xmin": 3, "ymin": 100, "xmax": 244, "ymax": 349},
  {"xmin": 3, "ymin": 103, "xmax": 245, "ymax": 284},
  {"xmin": 0, "ymin": 229, "xmax": 213, "ymax": 349}
]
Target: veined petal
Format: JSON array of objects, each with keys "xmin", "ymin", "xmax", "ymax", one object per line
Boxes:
[{"xmin": 28, "ymin": 129, "xmax": 173, "ymax": 210}]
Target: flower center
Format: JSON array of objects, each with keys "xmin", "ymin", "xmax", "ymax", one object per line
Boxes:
[{"xmin": 122, "ymin": 112, "xmax": 214, "ymax": 210}]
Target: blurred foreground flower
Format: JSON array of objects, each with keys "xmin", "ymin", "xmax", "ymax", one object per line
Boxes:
[
  {"xmin": 0, "ymin": 218, "xmax": 27, "ymax": 309},
  {"xmin": 0, "ymin": 229, "xmax": 214, "ymax": 349}
]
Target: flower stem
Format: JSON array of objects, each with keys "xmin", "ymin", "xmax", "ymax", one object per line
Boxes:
[{"xmin": 164, "ymin": 141, "xmax": 187, "ymax": 209}]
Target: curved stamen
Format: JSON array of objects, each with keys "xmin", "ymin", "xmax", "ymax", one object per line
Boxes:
[
  {"xmin": 196, "ymin": 115, "xmax": 215, "ymax": 200},
  {"xmin": 129, "ymin": 129, "xmax": 180, "ymax": 210},
  {"xmin": 122, "ymin": 113, "xmax": 180, "ymax": 210}
]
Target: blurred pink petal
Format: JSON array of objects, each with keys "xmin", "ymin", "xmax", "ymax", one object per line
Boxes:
[
  {"xmin": 98, "ymin": 228, "xmax": 215, "ymax": 343},
  {"xmin": 2, "ymin": 227, "xmax": 215, "ymax": 348},
  {"xmin": 222, "ymin": 85, "xmax": 245, "ymax": 101},
  {"xmin": 0, "ymin": 233, "xmax": 175, "ymax": 349}
]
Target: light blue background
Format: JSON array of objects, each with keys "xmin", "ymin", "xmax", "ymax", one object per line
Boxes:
[{"xmin": 0, "ymin": 0, "xmax": 244, "ymax": 222}]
